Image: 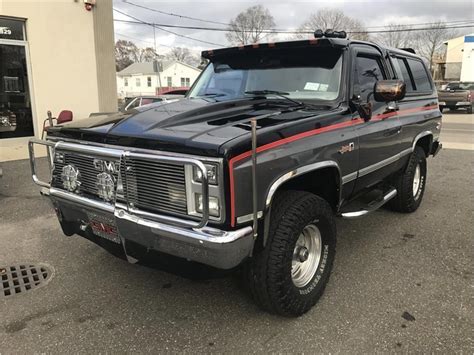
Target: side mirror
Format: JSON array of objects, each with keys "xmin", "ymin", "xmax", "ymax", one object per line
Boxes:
[{"xmin": 374, "ymin": 80, "xmax": 406, "ymax": 102}]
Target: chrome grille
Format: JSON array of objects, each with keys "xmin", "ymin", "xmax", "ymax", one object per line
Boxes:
[
  {"xmin": 51, "ymin": 150, "xmax": 189, "ymax": 217},
  {"xmin": 52, "ymin": 152, "xmax": 119, "ymax": 199},
  {"xmin": 123, "ymin": 157, "xmax": 187, "ymax": 216}
]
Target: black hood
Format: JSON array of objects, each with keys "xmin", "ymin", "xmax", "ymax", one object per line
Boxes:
[{"xmin": 49, "ymin": 98, "xmax": 330, "ymax": 157}]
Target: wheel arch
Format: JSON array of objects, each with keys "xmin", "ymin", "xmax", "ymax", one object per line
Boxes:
[
  {"xmin": 260, "ymin": 161, "xmax": 341, "ymax": 247},
  {"xmin": 412, "ymin": 131, "xmax": 433, "ymax": 157}
]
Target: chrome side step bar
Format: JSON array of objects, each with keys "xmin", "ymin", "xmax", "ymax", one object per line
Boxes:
[{"xmin": 341, "ymin": 188, "xmax": 397, "ymax": 219}]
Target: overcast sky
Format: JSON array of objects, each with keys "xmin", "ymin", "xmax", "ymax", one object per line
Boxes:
[{"xmin": 113, "ymin": 0, "xmax": 474, "ymax": 54}]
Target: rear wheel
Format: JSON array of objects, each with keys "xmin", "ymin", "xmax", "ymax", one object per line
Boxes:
[
  {"xmin": 467, "ymin": 105, "xmax": 473, "ymax": 114},
  {"xmin": 244, "ymin": 191, "xmax": 336, "ymax": 317},
  {"xmin": 388, "ymin": 146, "xmax": 427, "ymax": 213}
]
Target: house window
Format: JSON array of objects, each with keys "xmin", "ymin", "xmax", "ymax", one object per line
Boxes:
[
  {"xmin": 147, "ymin": 76, "xmax": 152, "ymax": 87},
  {"xmin": 124, "ymin": 78, "xmax": 128, "ymax": 87},
  {"xmin": 167, "ymin": 77, "xmax": 172, "ymax": 87},
  {"xmin": 136, "ymin": 78, "xmax": 141, "ymax": 87},
  {"xmin": 181, "ymin": 77, "xmax": 190, "ymax": 86}
]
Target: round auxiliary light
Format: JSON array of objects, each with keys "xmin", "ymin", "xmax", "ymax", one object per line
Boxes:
[
  {"xmin": 61, "ymin": 165, "xmax": 81, "ymax": 192},
  {"xmin": 314, "ymin": 29, "xmax": 324, "ymax": 38},
  {"xmin": 96, "ymin": 172, "xmax": 115, "ymax": 202}
]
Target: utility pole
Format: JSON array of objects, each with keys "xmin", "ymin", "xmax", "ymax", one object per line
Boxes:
[{"xmin": 153, "ymin": 24, "xmax": 163, "ymax": 94}]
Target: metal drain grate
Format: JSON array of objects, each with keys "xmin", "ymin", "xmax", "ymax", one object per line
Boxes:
[{"xmin": 0, "ymin": 264, "xmax": 53, "ymax": 297}]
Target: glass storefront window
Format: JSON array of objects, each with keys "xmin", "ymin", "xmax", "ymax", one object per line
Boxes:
[
  {"xmin": 0, "ymin": 18, "xmax": 25, "ymax": 41},
  {"xmin": 0, "ymin": 18, "xmax": 33, "ymax": 139}
]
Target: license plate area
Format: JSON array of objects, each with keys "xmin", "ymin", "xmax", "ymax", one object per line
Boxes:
[{"xmin": 86, "ymin": 211, "xmax": 121, "ymax": 244}]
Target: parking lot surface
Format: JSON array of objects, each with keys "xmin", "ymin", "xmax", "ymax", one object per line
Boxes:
[{"xmin": 0, "ymin": 114, "xmax": 473, "ymax": 353}]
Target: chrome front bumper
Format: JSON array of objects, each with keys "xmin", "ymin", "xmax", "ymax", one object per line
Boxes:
[{"xmin": 29, "ymin": 138, "xmax": 254, "ymax": 269}]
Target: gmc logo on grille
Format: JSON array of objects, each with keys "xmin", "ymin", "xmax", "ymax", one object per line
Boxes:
[{"xmin": 93, "ymin": 159, "xmax": 120, "ymax": 174}]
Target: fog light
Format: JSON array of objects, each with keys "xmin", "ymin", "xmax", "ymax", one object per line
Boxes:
[
  {"xmin": 61, "ymin": 165, "xmax": 81, "ymax": 192},
  {"xmin": 96, "ymin": 172, "xmax": 115, "ymax": 202},
  {"xmin": 195, "ymin": 193, "xmax": 220, "ymax": 217}
]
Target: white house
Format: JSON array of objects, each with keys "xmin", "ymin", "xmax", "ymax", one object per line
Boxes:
[
  {"xmin": 443, "ymin": 33, "xmax": 474, "ymax": 81},
  {"xmin": 116, "ymin": 60, "xmax": 201, "ymax": 98}
]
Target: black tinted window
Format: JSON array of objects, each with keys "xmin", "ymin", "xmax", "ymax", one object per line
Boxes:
[
  {"xmin": 356, "ymin": 55, "xmax": 385, "ymax": 101},
  {"xmin": 394, "ymin": 58, "xmax": 415, "ymax": 92},
  {"xmin": 407, "ymin": 58, "xmax": 432, "ymax": 92}
]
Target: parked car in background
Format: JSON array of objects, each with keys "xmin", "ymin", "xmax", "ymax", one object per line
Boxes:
[
  {"xmin": 438, "ymin": 82, "xmax": 474, "ymax": 113},
  {"xmin": 160, "ymin": 88, "xmax": 189, "ymax": 95},
  {"xmin": 119, "ymin": 95, "xmax": 183, "ymax": 112}
]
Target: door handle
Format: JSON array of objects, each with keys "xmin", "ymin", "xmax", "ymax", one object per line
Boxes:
[
  {"xmin": 384, "ymin": 127, "xmax": 401, "ymax": 137},
  {"xmin": 386, "ymin": 102, "xmax": 399, "ymax": 112}
]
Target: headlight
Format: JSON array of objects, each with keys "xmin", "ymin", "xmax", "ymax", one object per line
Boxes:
[
  {"xmin": 195, "ymin": 194, "xmax": 220, "ymax": 217},
  {"xmin": 185, "ymin": 161, "xmax": 223, "ymax": 221},
  {"xmin": 193, "ymin": 164, "xmax": 218, "ymax": 185}
]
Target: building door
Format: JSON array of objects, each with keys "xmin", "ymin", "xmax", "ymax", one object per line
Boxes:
[{"xmin": 0, "ymin": 17, "xmax": 33, "ymax": 139}]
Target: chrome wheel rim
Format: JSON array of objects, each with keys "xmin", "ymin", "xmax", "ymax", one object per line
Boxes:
[
  {"xmin": 413, "ymin": 164, "xmax": 421, "ymax": 198},
  {"xmin": 291, "ymin": 223, "xmax": 322, "ymax": 288}
]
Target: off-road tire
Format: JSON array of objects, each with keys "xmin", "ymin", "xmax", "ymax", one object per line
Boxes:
[
  {"xmin": 388, "ymin": 146, "xmax": 427, "ymax": 213},
  {"xmin": 244, "ymin": 191, "xmax": 336, "ymax": 317}
]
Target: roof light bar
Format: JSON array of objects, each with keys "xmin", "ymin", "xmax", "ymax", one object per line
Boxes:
[{"xmin": 314, "ymin": 29, "xmax": 347, "ymax": 39}]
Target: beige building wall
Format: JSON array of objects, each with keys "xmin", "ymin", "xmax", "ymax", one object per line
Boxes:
[
  {"xmin": 445, "ymin": 35, "xmax": 465, "ymax": 63},
  {"xmin": 0, "ymin": 0, "xmax": 117, "ymax": 161}
]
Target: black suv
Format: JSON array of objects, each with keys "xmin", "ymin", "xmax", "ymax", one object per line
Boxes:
[{"xmin": 29, "ymin": 32, "xmax": 442, "ymax": 316}]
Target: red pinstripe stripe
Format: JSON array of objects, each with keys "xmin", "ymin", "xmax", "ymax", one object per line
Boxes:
[{"xmin": 229, "ymin": 104, "xmax": 438, "ymax": 226}]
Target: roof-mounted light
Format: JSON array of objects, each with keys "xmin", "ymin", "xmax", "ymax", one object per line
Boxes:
[{"xmin": 314, "ymin": 29, "xmax": 347, "ymax": 39}]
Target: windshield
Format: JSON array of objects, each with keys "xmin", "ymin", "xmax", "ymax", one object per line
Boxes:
[{"xmin": 188, "ymin": 48, "xmax": 343, "ymax": 103}]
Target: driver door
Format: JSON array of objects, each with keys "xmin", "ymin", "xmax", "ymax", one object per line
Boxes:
[{"xmin": 352, "ymin": 46, "xmax": 402, "ymax": 191}]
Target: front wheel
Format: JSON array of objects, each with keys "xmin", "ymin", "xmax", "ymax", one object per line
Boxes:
[
  {"xmin": 467, "ymin": 105, "xmax": 473, "ymax": 114},
  {"xmin": 244, "ymin": 191, "xmax": 336, "ymax": 317},
  {"xmin": 388, "ymin": 146, "xmax": 427, "ymax": 213}
]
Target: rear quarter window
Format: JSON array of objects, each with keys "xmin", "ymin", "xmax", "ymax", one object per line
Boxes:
[{"xmin": 391, "ymin": 55, "xmax": 433, "ymax": 95}]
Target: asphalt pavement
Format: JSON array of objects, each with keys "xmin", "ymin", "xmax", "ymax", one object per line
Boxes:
[
  {"xmin": 440, "ymin": 110, "xmax": 473, "ymax": 150},
  {"xmin": 0, "ymin": 113, "xmax": 473, "ymax": 353}
]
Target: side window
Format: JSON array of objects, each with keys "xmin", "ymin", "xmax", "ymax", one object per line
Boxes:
[
  {"xmin": 355, "ymin": 55, "xmax": 385, "ymax": 102},
  {"xmin": 393, "ymin": 57, "xmax": 415, "ymax": 92},
  {"xmin": 127, "ymin": 98, "xmax": 140, "ymax": 110},
  {"xmin": 141, "ymin": 98, "xmax": 153, "ymax": 105},
  {"xmin": 406, "ymin": 58, "xmax": 432, "ymax": 92}
]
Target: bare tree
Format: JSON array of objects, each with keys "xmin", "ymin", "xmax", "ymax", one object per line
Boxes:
[
  {"xmin": 115, "ymin": 40, "xmax": 159, "ymax": 71},
  {"xmin": 375, "ymin": 23, "xmax": 415, "ymax": 48},
  {"xmin": 296, "ymin": 9, "xmax": 369, "ymax": 41},
  {"xmin": 166, "ymin": 47, "xmax": 199, "ymax": 66},
  {"xmin": 226, "ymin": 5, "xmax": 276, "ymax": 45},
  {"xmin": 415, "ymin": 21, "xmax": 456, "ymax": 72},
  {"xmin": 115, "ymin": 40, "xmax": 138, "ymax": 71},
  {"xmin": 138, "ymin": 47, "xmax": 158, "ymax": 63}
]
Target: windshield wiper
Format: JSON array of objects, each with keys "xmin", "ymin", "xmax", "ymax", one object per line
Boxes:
[
  {"xmin": 201, "ymin": 93, "xmax": 226, "ymax": 97},
  {"xmin": 245, "ymin": 90, "xmax": 303, "ymax": 106}
]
